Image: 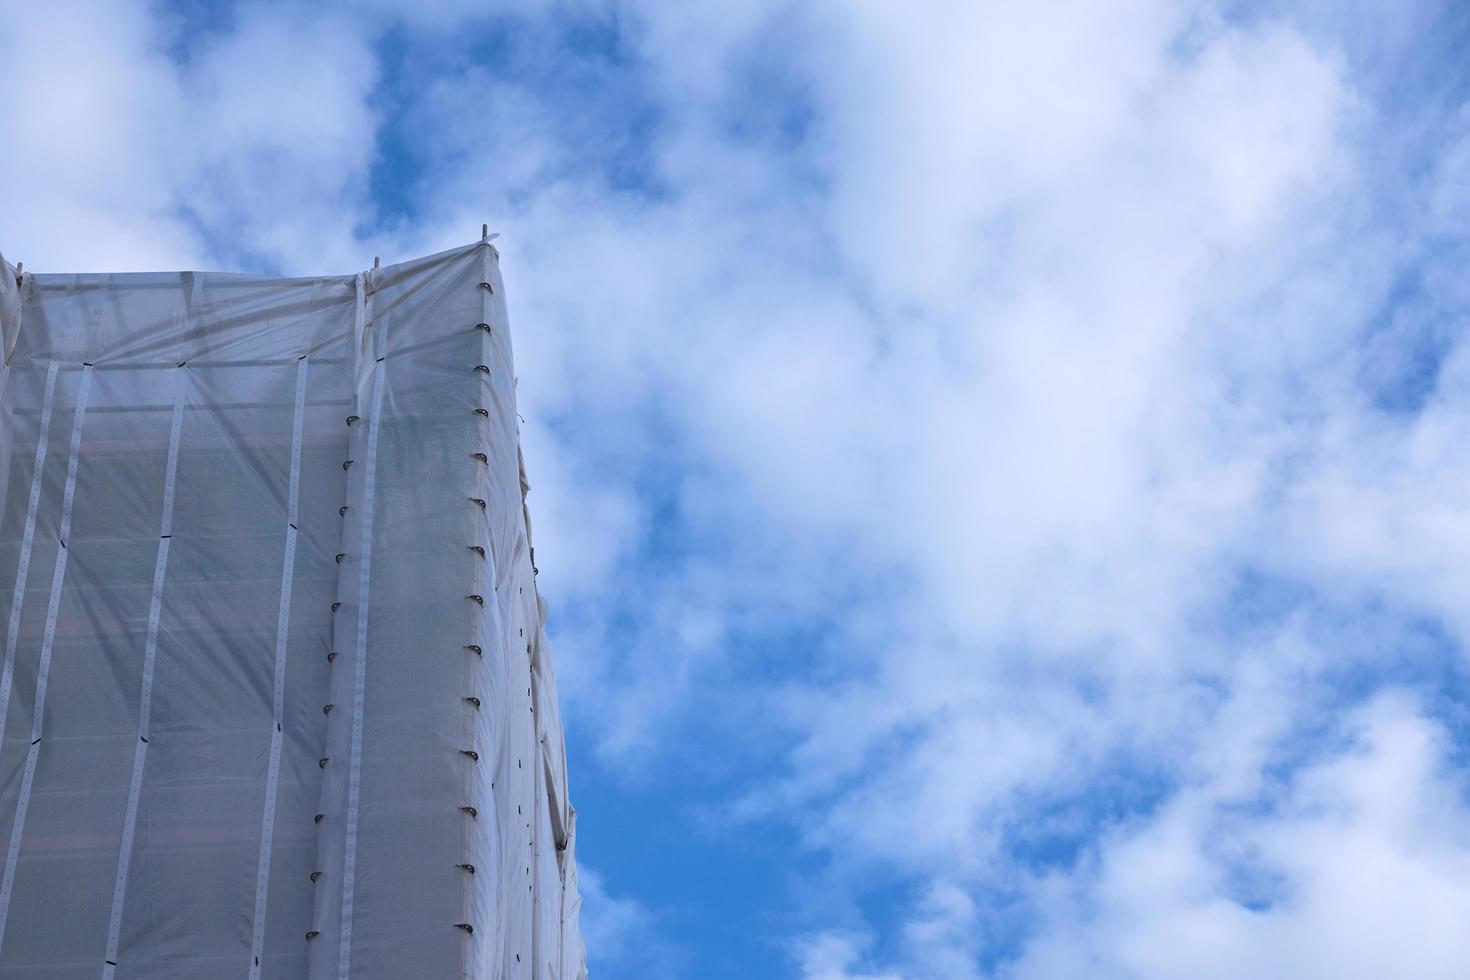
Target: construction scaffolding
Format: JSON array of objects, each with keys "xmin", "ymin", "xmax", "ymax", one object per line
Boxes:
[{"xmin": 0, "ymin": 238, "xmax": 585, "ymax": 979}]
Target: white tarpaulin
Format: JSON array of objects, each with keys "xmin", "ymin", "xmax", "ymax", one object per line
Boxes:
[{"xmin": 0, "ymin": 240, "xmax": 586, "ymax": 979}]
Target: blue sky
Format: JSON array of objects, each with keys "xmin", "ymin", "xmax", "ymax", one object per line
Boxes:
[{"xmin": 5, "ymin": 2, "xmax": 1470, "ymax": 977}]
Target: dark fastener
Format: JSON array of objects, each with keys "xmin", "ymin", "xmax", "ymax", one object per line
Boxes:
[
  {"xmin": 335, "ymin": 553, "xmax": 345, "ymax": 564},
  {"xmin": 478, "ymin": 281, "xmax": 494, "ymax": 293},
  {"xmin": 346, "ymin": 415, "xmax": 360, "ymax": 426},
  {"xmin": 327, "ymin": 651, "xmax": 337, "ymax": 663},
  {"xmin": 468, "ymin": 545, "xmax": 485, "ymax": 558},
  {"xmin": 464, "ymin": 697, "xmax": 480, "ymax": 708},
  {"xmin": 305, "ymin": 931, "xmax": 320, "ymax": 941},
  {"xmin": 460, "ymin": 805, "xmax": 478, "ymax": 818},
  {"xmin": 469, "ymin": 497, "xmax": 486, "ymax": 510},
  {"xmin": 339, "ymin": 505, "xmax": 349, "ymax": 517},
  {"xmin": 342, "ymin": 459, "xmax": 353, "ymax": 470},
  {"xmin": 456, "ymin": 863, "xmax": 476, "ymax": 875},
  {"xmin": 455, "ymin": 923, "xmax": 474, "ymax": 935},
  {"xmin": 473, "ymin": 408, "xmax": 489, "ymax": 417},
  {"xmin": 474, "ymin": 322, "xmax": 492, "ymax": 333},
  {"xmin": 331, "ymin": 601, "xmax": 342, "ymax": 612},
  {"xmin": 472, "ymin": 452, "xmax": 488, "ymax": 463},
  {"xmin": 310, "ymin": 871, "xmax": 322, "ymax": 882},
  {"xmin": 460, "ymin": 750, "xmax": 479, "ymax": 761},
  {"xmin": 465, "ymin": 644, "xmax": 482, "ymax": 656},
  {"xmin": 323, "ymin": 703, "xmax": 334, "ymax": 714},
  {"xmin": 474, "ymin": 365, "xmax": 490, "ymax": 374},
  {"xmin": 314, "ymin": 813, "xmax": 325, "ymax": 824},
  {"xmin": 467, "ymin": 594, "xmax": 484, "ymax": 605},
  {"xmin": 319, "ymin": 758, "xmax": 329, "ymax": 769}
]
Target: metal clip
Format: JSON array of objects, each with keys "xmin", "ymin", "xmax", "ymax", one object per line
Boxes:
[
  {"xmin": 455, "ymin": 923, "xmax": 474, "ymax": 935},
  {"xmin": 460, "ymin": 805, "xmax": 478, "ymax": 818},
  {"xmin": 472, "ymin": 452, "xmax": 488, "ymax": 463},
  {"xmin": 319, "ymin": 758, "xmax": 329, "ymax": 769},
  {"xmin": 465, "ymin": 644, "xmax": 482, "ymax": 656},
  {"xmin": 468, "ymin": 545, "xmax": 485, "ymax": 558},
  {"xmin": 310, "ymin": 871, "xmax": 322, "ymax": 882},
  {"xmin": 474, "ymin": 364, "xmax": 490, "ymax": 373},
  {"xmin": 342, "ymin": 459, "xmax": 354, "ymax": 471},
  {"xmin": 346, "ymin": 415, "xmax": 360, "ymax": 426},
  {"xmin": 460, "ymin": 750, "xmax": 479, "ymax": 761},
  {"xmin": 467, "ymin": 594, "xmax": 484, "ymax": 605},
  {"xmin": 464, "ymin": 697, "xmax": 480, "ymax": 708},
  {"xmin": 456, "ymin": 863, "xmax": 476, "ymax": 875},
  {"xmin": 323, "ymin": 703, "xmax": 334, "ymax": 714},
  {"xmin": 473, "ymin": 408, "xmax": 489, "ymax": 417}
]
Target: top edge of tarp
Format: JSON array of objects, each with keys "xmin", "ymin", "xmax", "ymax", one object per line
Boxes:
[{"xmin": 19, "ymin": 238, "xmax": 499, "ymax": 292}]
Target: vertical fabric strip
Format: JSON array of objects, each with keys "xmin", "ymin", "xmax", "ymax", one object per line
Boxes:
[
  {"xmin": 248, "ymin": 355, "xmax": 309, "ymax": 978},
  {"xmin": 103, "ymin": 365, "xmax": 187, "ymax": 977},
  {"xmin": 0, "ymin": 363, "xmax": 92, "ymax": 951},
  {"xmin": 339, "ymin": 305, "xmax": 384, "ymax": 980},
  {"xmin": 0, "ymin": 362, "xmax": 60, "ymax": 746}
]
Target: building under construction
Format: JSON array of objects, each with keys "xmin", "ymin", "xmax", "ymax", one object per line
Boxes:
[{"xmin": 0, "ymin": 238, "xmax": 585, "ymax": 978}]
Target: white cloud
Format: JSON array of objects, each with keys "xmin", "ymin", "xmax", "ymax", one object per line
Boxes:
[
  {"xmin": 1, "ymin": 0, "xmax": 377, "ymax": 273},
  {"xmin": 576, "ymin": 867, "xmax": 682, "ymax": 977},
  {"xmin": 1013, "ymin": 694, "xmax": 1470, "ymax": 980},
  {"xmin": 795, "ymin": 932, "xmax": 904, "ymax": 980}
]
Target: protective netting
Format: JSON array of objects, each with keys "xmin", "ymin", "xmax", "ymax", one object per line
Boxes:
[{"xmin": 0, "ymin": 242, "xmax": 585, "ymax": 979}]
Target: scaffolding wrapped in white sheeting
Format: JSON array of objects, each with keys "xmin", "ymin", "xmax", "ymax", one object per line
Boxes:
[{"xmin": 0, "ymin": 241, "xmax": 586, "ymax": 979}]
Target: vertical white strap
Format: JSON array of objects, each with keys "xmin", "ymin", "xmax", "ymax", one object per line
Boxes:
[
  {"xmin": 0, "ymin": 363, "xmax": 92, "ymax": 951},
  {"xmin": 248, "ymin": 356, "xmax": 309, "ymax": 979},
  {"xmin": 0, "ymin": 362, "xmax": 60, "ymax": 747},
  {"xmin": 104, "ymin": 365, "xmax": 187, "ymax": 977},
  {"xmin": 339, "ymin": 291, "xmax": 384, "ymax": 980}
]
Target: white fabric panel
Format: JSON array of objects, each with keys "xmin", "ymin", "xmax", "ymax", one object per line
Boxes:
[{"xmin": 0, "ymin": 244, "xmax": 584, "ymax": 979}]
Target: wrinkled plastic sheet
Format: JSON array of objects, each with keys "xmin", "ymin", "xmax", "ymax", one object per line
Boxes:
[{"xmin": 0, "ymin": 244, "xmax": 585, "ymax": 979}]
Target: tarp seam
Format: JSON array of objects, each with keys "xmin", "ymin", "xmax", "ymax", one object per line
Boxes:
[
  {"xmin": 0, "ymin": 362, "xmax": 60, "ymax": 745},
  {"xmin": 0, "ymin": 363, "xmax": 92, "ymax": 950},
  {"xmin": 103, "ymin": 364, "xmax": 187, "ymax": 976},
  {"xmin": 250, "ymin": 355, "xmax": 310, "ymax": 978},
  {"xmin": 339, "ymin": 275, "xmax": 383, "ymax": 979}
]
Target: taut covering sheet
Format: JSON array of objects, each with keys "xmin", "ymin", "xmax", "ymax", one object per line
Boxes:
[{"xmin": 0, "ymin": 242, "xmax": 586, "ymax": 979}]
